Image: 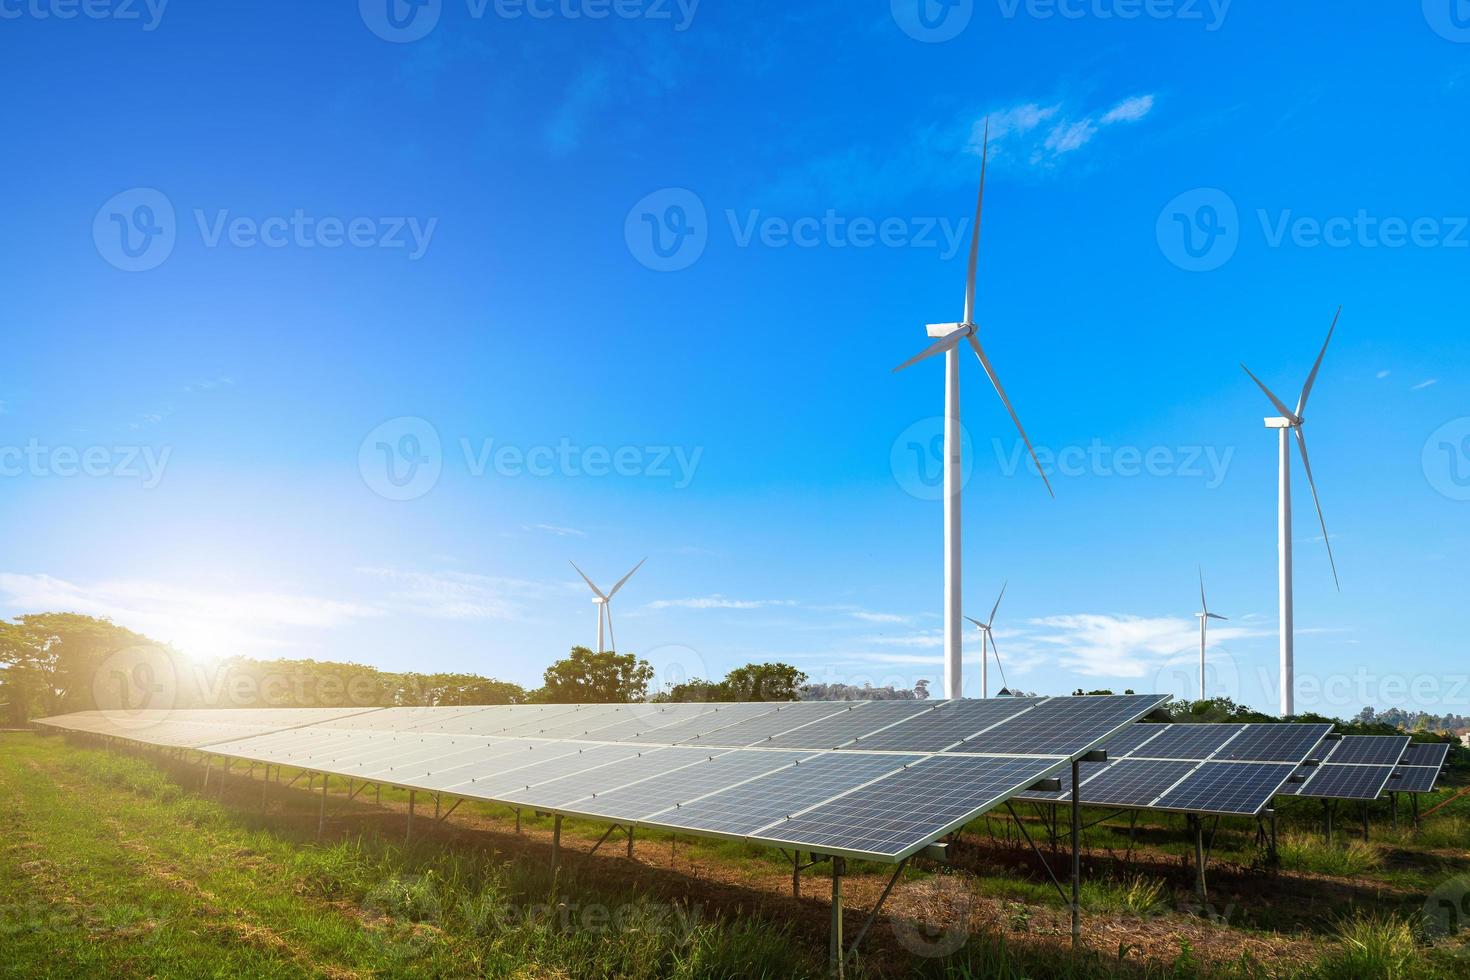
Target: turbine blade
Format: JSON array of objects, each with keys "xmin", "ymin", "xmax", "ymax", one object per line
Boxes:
[
  {"xmin": 605, "ymin": 602, "xmax": 617, "ymax": 653},
  {"xmin": 969, "ymin": 335, "xmax": 1054, "ymax": 498},
  {"xmin": 964, "ymin": 616, "xmax": 984, "ymax": 628},
  {"xmin": 607, "ymin": 557, "xmax": 647, "ymax": 598},
  {"xmin": 892, "ymin": 329, "xmax": 966, "ymax": 373},
  {"xmin": 963, "ymin": 117, "xmax": 989, "ymax": 326},
  {"xmin": 569, "ymin": 560, "xmax": 607, "ymax": 599},
  {"xmin": 1198, "ymin": 566, "xmax": 1207, "ymax": 613},
  {"xmin": 1207, "ymin": 613, "xmax": 1229, "ymax": 621},
  {"xmin": 988, "ymin": 631, "xmax": 1010, "ymax": 692},
  {"xmin": 1241, "ymin": 363, "xmax": 1299, "ymax": 422},
  {"xmin": 1293, "ymin": 428, "xmax": 1341, "ymax": 591},
  {"xmin": 987, "ymin": 580, "xmax": 1008, "ymax": 627},
  {"xmin": 1297, "ymin": 306, "xmax": 1341, "ymax": 417}
]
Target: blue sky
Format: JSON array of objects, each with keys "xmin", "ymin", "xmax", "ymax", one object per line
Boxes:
[{"xmin": 3, "ymin": 0, "xmax": 1468, "ymax": 716}]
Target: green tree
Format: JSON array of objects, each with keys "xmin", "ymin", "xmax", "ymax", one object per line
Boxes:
[
  {"xmin": 535, "ymin": 647, "xmax": 654, "ymax": 703},
  {"xmin": 0, "ymin": 614, "xmax": 155, "ymax": 718},
  {"xmin": 720, "ymin": 663, "xmax": 807, "ymax": 701}
]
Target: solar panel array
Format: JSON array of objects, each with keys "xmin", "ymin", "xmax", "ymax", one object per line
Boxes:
[
  {"xmin": 33, "ymin": 694, "xmax": 1167, "ymax": 863},
  {"xmin": 1393, "ymin": 742, "xmax": 1451, "ymax": 795},
  {"xmin": 1283, "ymin": 735, "xmax": 1411, "ymax": 801},
  {"xmin": 1012, "ymin": 722, "xmax": 1333, "ymax": 816}
]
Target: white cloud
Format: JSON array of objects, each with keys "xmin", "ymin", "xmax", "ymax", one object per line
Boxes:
[
  {"xmin": 526, "ymin": 523, "xmax": 587, "ymax": 538},
  {"xmin": 358, "ymin": 566, "xmax": 550, "ymax": 621},
  {"xmin": 980, "ymin": 93, "xmax": 1157, "ymax": 168},
  {"xmin": 1412, "ymin": 379, "xmax": 1438, "ymax": 391},
  {"xmin": 849, "ymin": 611, "xmax": 911, "ymax": 624},
  {"xmin": 1100, "ymin": 95, "xmax": 1155, "ymax": 124},
  {"xmin": 1376, "ymin": 370, "xmax": 1391, "ymax": 379},
  {"xmin": 1025, "ymin": 613, "xmax": 1272, "ymax": 678},
  {"xmin": 644, "ymin": 596, "xmax": 797, "ymax": 611}
]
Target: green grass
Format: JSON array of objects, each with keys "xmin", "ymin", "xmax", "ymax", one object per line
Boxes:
[
  {"xmin": 1315, "ymin": 912, "xmax": 1419, "ymax": 980},
  {"xmin": 1277, "ymin": 834, "xmax": 1383, "ymax": 876}
]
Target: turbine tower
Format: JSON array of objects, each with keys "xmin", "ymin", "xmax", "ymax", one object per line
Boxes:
[
  {"xmin": 965, "ymin": 582, "xmax": 1009, "ymax": 699},
  {"xmin": 1241, "ymin": 308, "xmax": 1341, "ymax": 717},
  {"xmin": 894, "ymin": 121, "xmax": 1052, "ymax": 700},
  {"xmin": 1194, "ymin": 569, "xmax": 1228, "ymax": 701},
  {"xmin": 569, "ymin": 558, "xmax": 646, "ymax": 653}
]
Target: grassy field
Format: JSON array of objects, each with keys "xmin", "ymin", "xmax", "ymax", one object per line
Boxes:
[{"xmin": 3, "ymin": 731, "xmax": 1469, "ymax": 979}]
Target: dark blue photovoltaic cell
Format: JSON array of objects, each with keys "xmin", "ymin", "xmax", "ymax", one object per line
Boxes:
[
  {"xmin": 1153, "ymin": 762, "xmax": 1297, "ymax": 814},
  {"xmin": 1211, "ymin": 724, "xmax": 1335, "ymax": 763},
  {"xmin": 948, "ymin": 695, "xmax": 1168, "ymax": 756},
  {"xmin": 1326, "ymin": 735, "xmax": 1410, "ymax": 766},
  {"xmin": 761, "ymin": 702, "xmax": 937, "ymax": 750},
  {"xmin": 1399, "ymin": 742, "xmax": 1450, "ymax": 769},
  {"xmin": 563, "ymin": 750, "xmax": 816, "ymax": 821},
  {"xmin": 843, "ymin": 699, "xmax": 1038, "ymax": 753},
  {"xmin": 754, "ymin": 755, "xmax": 1057, "ymax": 858},
  {"xmin": 1126, "ymin": 725, "xmax": 1243, "ymax": 760},
  {"xmin": 684, "ymin": 702, "xmax": 857, "ymax": 747},
  {"xmin": 652, "ymin": 752, "xmax": 923, "ymax": 836},
  {"xmin": 1291, "ymin": 763, "xmax": 1396, "ymax": 800},
  {"xmin": 1392, "ymin": 767, "xmax": 1443, "ymax": 794},
  {"xmin": 1095, "ymin": 724, "xmax": 1172, "ymax": 759},
  {"xmin": 1072, "ymin": 759, "xmax": 1201, "ymax": 806}
]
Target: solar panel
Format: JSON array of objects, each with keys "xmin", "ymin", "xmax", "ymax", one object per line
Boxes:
[
  {"xmin": 1073, "ymin": 759, "xmax": 1202, "ymax": 807},
  {"xmin": 1325, "ymin": 735, "xmax": 1410, "ymax": 766},
  {"xmin": 1400, "ymin": 742, "xmax": 1451, "ymax": 769},
  {"xmin": 951, "ymin": 695, "xmax": 1166, "ymax": 756},
  {"xmin": 1093, "ymin": 723, "xmax": 1171, "ymax": 759},
  {"xmin": 760, "ymin": 701, "xmax": 933, "ymax": 749},
  {"xmin": 1392, "ymin": 767, "xmax": 1444, "ymax": 794},
  {"xmin": 1126, "ymin": 724, "xmax": 1244, "ymax": 760},
  {"xmin": 842, "ymin": 699, "xmax": 1037, "ymax": 753},
  {"xmin": 1292, "ymin": 763, "xmax": 1397, "ymax": 800},
  {"xmin": 561, "ymin": 749, "xmax": 817, "ymax": 821},
  {"xmin": 677, "ymin": 701, "xmax": 855, "ymax": 747},
  {"xmin": 34, "ymin": 695, "xmax": 1170, "ymax": 863},
  {"xmin": 650, "ymin": 752, "xmax": 924, "ymax": 837},
  {"xmin": 753, "ymin": 754, "xmax": 1060, "ymax": 859},
  {"xmin": 1151, "ymin": 762, "xmax": 1298, "ymax": 815}
]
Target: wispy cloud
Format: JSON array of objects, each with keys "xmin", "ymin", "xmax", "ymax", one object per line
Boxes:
[
  {"xmin": 1025, "ymin": 613, "xmax": 1273, "ymax": 678},
  {"xmin": 975, "ymin": 94, "xmax": 1157, "ymax": 169},
  {"xmin": 1376, "ymin": 370, "xmax": 1391, "ymax": 379},
  {"xmin": 526, "ymin": 523, "xmax": 587, "ymax": 539},
  {"xmin": 644, "ymin": 596, "xmax": 798, "ymax": 611},
  {"xmin": 1412, "ymin": 379, "xmax": 1438, "ymax": 391},
  {"xmin": 849, "ymin": 611, "xmax": 911, "ymax": 624},
  {"xmin": 358, "ymin": 566, "xmax": 555, "ymax": 621}
]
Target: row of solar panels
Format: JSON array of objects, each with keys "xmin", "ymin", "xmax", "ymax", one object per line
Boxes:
[
  {"xmin": 32, "ymin": 695, "xmax": 1168, "ymax": 863},
  {"xmin": 1015, "ymin": 726, "xmax": 1451, "ymax": 813}
]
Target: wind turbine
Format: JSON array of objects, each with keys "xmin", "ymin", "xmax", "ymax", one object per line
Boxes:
[
  {"xmin": 893, "ymin": 120, "xmax": 1053, "ymax": 700},
  {"xmin": 965, "ymin": 582, "xmax": 1009, "ymax": 699},
  {"xmin": 569, "ymin": 558, "xmax": 646, "ymax": 653},
  {"xmin": 1241, "ymin": 307, "xmax": 1341, "ymax": 717},
  {"xmin": 1194, "ymin": 569, "xmax": 1228, "ymax": 702}
]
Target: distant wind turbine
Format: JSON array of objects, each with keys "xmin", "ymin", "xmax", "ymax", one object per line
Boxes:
[
  {"xmin": 1240, "ymin": 307, "xmax": 1342, "ymax": 717},
  {"xmin": 569, "ymin": 558, "xmax": 646, "ymax": 653},
  {"xmin": 964, "ymin": 581, "xmax": 1010, "ymax": 699},
  {"xmin": 1194, "ymin": 569, "xmax": 1228, "ymax": 702},
  {"xmin": 893, "ymin": 120, "xmax": 1053, "ymax": 701}
]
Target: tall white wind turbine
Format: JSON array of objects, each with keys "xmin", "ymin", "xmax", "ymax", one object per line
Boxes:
[
  {"xmin": 1241, "ymin": 308, "xmax": 1341, "ymax": 717},
  {"xmin": 569, "ymin": 558, "xmax": 646, "ymax": 653},
  {"xmin": 965, "ymin": 581, "xmax": 1009, "ymax": 699},
  {"xmin": 1194, "ymin": 569, "xmax": 1228, "ymax": 702},
  {"xmin": 894, "ymin": 121, "xmax": 1053, "ymax": 700}
]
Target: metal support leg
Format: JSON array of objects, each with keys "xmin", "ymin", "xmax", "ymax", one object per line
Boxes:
[
  {"xmin": 1361, "ymin": 801, "xmax": 1370, "ymax": 842},
  {"xmin": 793, "ymin": 850, "xmax": 801, "ymax": 898},
  {"xmin": 626, "ymin": 825, "xmax": 634, "ymax": 858},
  {"xmin": 845, "ymin": 858, "xmax": 908, "ymax": 964},
  {"xmin": 1390, "ymin": 792, "xmax": 1398, "ymax": 831},
  {"xmin": 1323, "ymin": 800, "xmax": 1333, "ymax": 843},
  {"xmin": 1190, "ymin": 815, "xmax": 1207, "ymax": 904},
  {"xmin": 1269, "ymin": 809, "xmax": 1279, "ymax": 865},
  {"xmin": 406, "ymin": 790, "xmax": 415, "ymax": 842},
  {"xmin": 262, "ymin": 765, "xmax": 270, "ymax": 814},
  {"xmin": 515, "ymin": 808, "xmax": 521, "ymax": 834},
  {"xmin": 1412, "ymin": 793, "xmax": 1420, "ymax": 828},
  {"xmin": 552, "ymin": 814, "xmax": 563, "ymax": 874},
  {"xmin": 1070, "ymin": 759, "xmax": 1081, "ymax": 953},
  {"xmin": 829, "ymin": 856, "xmax": 845, "ymax": 979},
  {"xmin": 203, "ymin": 757, "xmax": 212, "ymax": 791},
  {"xmin": 434, "ymin": 795, "xmax": 441, "ymax": 820},
  {"xmin": 318, "ymin": 773, "xmax": 327, "ymax": 839},
  {"xmin": 219, "ymin": 759, "xmax": 229, "ymax": 801}
]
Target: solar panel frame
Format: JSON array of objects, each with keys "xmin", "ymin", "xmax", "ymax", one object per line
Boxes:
[
  {"xmin": 1150, "ymin": 762, "xmax": 1300, "ymax": 815},
  {"xmin": 1291, "ymin": 763, "xmax": 1398, "ymax": 801},
  {"xmin": 1399, "ymin": 742, "xmax": 1451, "ymax": 769}
]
